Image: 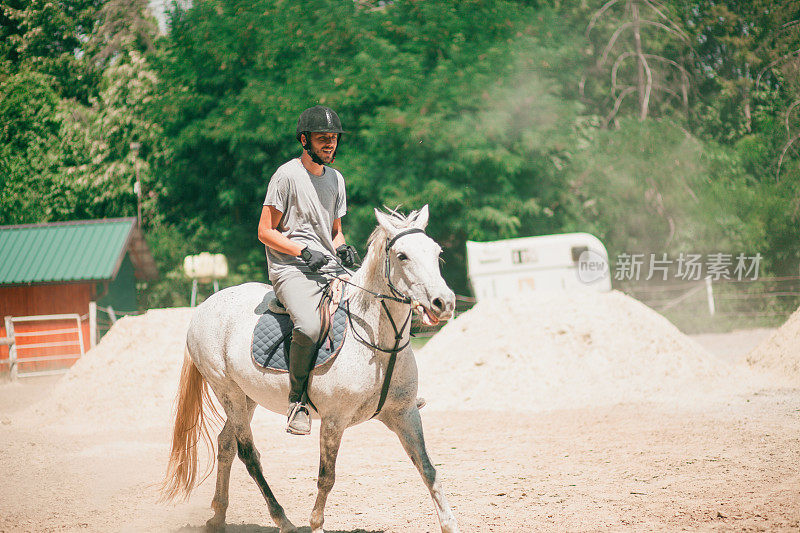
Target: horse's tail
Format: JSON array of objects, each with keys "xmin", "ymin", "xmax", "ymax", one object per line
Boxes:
[{"xmin": 160, "ymin": 347, "xmax": 221, "ymax": 502}]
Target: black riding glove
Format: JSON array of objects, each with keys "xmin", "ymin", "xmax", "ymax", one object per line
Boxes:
[
  {"xmin": 299, "ymin": 246, "xmax": 327, "ymax": 271},
  {"xmin": 336, "ymin": 244, "xmax": 360, "ymax": 268}
]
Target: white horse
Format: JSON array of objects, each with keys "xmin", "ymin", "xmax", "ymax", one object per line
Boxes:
[{"xmin": 161, "ymin": 205, "xmax": 460, "ymax": 533}]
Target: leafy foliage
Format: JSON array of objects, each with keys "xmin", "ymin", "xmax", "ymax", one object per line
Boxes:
[
  {"xmin": 86, "ymin": 0, "xmax": 158, "ymax": 68},
  {"xmin": 150, "ymin": 0, "xmax": 585, "ymax": 292},
  {"xmin": 2, "ymin": 0, "xmax": 800, "ymax": 306},
  {"xmin": 562, "ymin": 118, "xmax": 758, "ymax": 258},
  {"xmin": 62, "ymin": 50, "xmax": 167, "ymax": 220},
  {"xmin": 0, "ymin": 71, "xmax": 69, "ymax": 223},
  {"xmin": 580, "ymin": 0, "xmax": 694, "ymax": 125},
  {"xmin": 0, "ymin": 0, "xmax": 103, "ymax": 101}
]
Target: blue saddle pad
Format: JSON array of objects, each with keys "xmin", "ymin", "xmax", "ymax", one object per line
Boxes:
[{"xmin": 251, "ymin": 291, "xmax": 348, "ymax": 372}]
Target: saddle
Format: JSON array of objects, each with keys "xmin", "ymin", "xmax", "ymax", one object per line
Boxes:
[{"xmin": 251, "ymin": 281, "xmax": 348, "ymax": 372}]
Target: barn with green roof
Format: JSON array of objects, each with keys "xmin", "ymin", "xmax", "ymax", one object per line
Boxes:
[{"xmin": 0, "ymin": 218, "xmax": 158, "ymax": 376}]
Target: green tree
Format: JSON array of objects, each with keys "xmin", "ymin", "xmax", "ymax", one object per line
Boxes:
[
  {"xmin": 678, "ymin": 1, "xmax": 800, "ymax": 274},
  {"xmin": 62, "ymin": 50, "xmax": 167, "ymax": 221},
  {"xmin": 0, "ymin": 0, "xmax": 166, "ymax": 229},
  {"xmin": 681, "ymin": 1, "xmax": 800, "ymax": 142},
  {"xmin": 579, "ymin": 0, "xmax": 694, "ymax": 126},
  {"xmin": 0, "ymin": 71, "xmax": 71, "ymax": 224},
  {"xmin": 0, "ymin": 0, "xmax": 103, "ymax": 101},
  {"xmin": 85, "ymin": 0, "xmax": 158, "ymax": 69},
  {"xmin": 562, "ymin": 118, "xmax": 760, "ymax": 261},
  {"xmin": 151, "ymin": 0, "xmax": 585, "ymax": 293}
]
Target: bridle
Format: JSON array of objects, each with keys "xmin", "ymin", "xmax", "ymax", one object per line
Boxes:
[
  {"xmin": 340, "ymin": 227, "xmax": 425, "ymax": 350},
  {"xmin": 328, "ymin": 227, "xmax": 427, "ymax": 417},
  {"xmin": 330, "ymin": 228, "xmax": 425, "ymax": 304}
]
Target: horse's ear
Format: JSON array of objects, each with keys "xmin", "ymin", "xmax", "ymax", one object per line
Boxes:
[
  {"xmin": 374, "ymin": 208, "xmax": 400, "ymax": 238},
  {"xmin": 411, "ymin": 204, "xmax": 429, "ymax": 230}
]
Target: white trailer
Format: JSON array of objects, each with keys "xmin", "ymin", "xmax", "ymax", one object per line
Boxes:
[{"xmin": 466, "ymin": 232, "xmax": 612, "ymax": 300}]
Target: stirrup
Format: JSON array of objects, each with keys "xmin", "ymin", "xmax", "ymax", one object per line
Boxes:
[{"xmin": 286, "ymin": 402, "xmax": 311, "ymax": 435}]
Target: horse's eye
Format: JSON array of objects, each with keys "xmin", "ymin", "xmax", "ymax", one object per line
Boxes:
[{"xmin": 397, "ymin": 252, "xmax": 408, "ymax": 261}]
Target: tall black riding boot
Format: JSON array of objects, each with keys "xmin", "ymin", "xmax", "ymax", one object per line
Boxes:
[{"xmin": 286, "ymin": 333, "xmax": 316, "ymax": 435}]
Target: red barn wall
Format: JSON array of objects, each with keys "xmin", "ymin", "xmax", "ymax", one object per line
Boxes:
[{"xmin": 0, "ymin": 283, "xmax": 95, "ymax": 372}]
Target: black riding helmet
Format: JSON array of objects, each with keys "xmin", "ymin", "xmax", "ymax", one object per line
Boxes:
[
  {"xmin": 296, "ymin": 105, "xmax": 344, "ymax": 165},
  {"xmin": 295, "ymin": 105, "xmax": 344, "ymax": 142}
]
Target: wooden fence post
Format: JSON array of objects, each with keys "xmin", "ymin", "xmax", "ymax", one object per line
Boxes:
[{"xmin": 4, "ymin": 316, "xmax": 17, "ymax": 381}]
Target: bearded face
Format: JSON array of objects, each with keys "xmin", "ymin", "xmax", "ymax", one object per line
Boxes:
[{"xmin": 303, "ymin": 132, "xmax": 339, "ymax": 165}]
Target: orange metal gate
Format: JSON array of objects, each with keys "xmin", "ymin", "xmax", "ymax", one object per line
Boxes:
[{"xmin": 2, "ymin": 314, "xmax": 86, "ymax": 379}]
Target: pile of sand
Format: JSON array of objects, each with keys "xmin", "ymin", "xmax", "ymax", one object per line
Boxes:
[
  {"xmin": 21, "ymin": 308, "xmax": 193, "ymax": 431},
  {"xmin": 746, "ymin": 305, "xmax": 800, "ymax": 386},
  {"xmin": 416, "ymin": 290, "xmax": 758, "ymax": 411},
  {"xmin": 16, "ymin": 290, "xmax": 779, "ymax": 429}
]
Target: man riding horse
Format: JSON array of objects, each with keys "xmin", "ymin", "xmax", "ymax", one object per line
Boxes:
[
  {"xmin": 257, "ymin": 105, "xmax": 359, "ymax": 435},
  {"xmin": 166, "ymin": 115, "xmax": 458, "ymax": 527}
]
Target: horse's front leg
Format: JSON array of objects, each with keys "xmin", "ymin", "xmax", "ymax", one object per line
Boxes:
[
  {"xmin": 310, "ymin": 417, "xmax": 345, "ymax": 533},
  {"xmin": 383, "ymin": 408, "xmax": 460, "ymax": 533}
]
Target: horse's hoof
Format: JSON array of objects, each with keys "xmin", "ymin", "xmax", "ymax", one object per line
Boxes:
[
  {"xmin": 205, "ymin": 516, "xmax": 225, "ymax": 532},
  {"xmin": 440, "ymin": 519, "xmax": 460, "ymax": 533},
  {"xmin": 279, "ymin": 519, "xmax": 298, "ymax": 533}
]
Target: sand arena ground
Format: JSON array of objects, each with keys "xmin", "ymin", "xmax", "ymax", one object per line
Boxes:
[{"xmin": 1, "ymin": 291, "xmax": 798, "ymax": 532}]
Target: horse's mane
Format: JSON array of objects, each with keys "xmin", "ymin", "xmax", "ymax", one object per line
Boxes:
[{"xmin": 356, "ymin": 208, "xmax": 418, "ymax": 296}]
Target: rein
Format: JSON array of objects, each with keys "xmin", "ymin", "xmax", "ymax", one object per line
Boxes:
[{"xmin": 328, "ymin": 227, "xmax": 425, "ymax": 418}]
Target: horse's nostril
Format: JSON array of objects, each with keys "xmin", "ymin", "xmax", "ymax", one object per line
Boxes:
[{"xmin": 432, "ymin": 298, "xmax": 444, "ymax": 313}]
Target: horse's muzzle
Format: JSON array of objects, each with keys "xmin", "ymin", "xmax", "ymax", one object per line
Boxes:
[{"xmin": 426, "ymin": 289, "xmax": 456, "ymax": 322}]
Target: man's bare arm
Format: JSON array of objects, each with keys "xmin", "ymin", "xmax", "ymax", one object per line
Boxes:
[
  {"xmin": 332, "ymin": 218, "xmax": 346, "ymax": 249},
  {"xmin": 258, "ymin": 205, "xmax": 304, "ymax": 256}
]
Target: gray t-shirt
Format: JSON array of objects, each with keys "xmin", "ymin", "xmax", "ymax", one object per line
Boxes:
[{"xmin": 263, "ymin": 158, "xmax": 347, "ymax": 281}]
